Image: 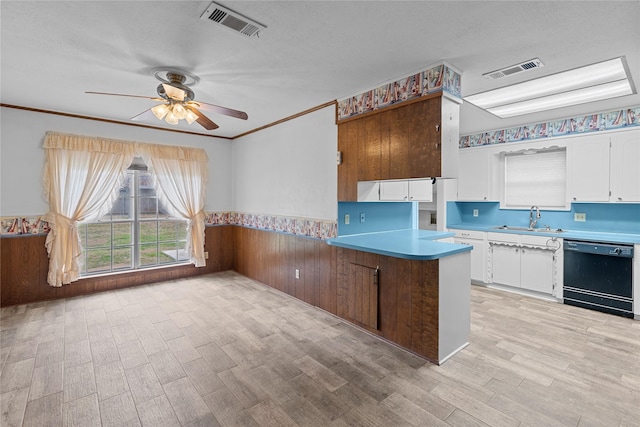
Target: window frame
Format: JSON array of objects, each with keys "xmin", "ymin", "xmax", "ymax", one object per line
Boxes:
[
  {"xmin": 499, "ymin": 147, "xmax": 570, "ymax": 211},
  {"xmin": 78, "ymin": 169, "xmax": 189, "ymax": 277}
]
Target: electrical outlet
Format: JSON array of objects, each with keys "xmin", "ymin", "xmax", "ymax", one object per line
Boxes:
[
  {"xmin": 204, "ymin": 252, "xmax": 209, "ymax": 259},
  {"xmin": 473, "ymin": 209, "xmax": 479, "ymax": 217},
  {"xmin": 360, "ymin": 212, "xmax": 365, "ymax": 223},
  {"xmin": 344, "ymin": 214, "xmax": 350, "ymax": 225},
  {"xmin": 295, "ymin": 269, "xmax": 300, "ymax": 279},
  {"xmin": 574, "ymin": 212, "xmax": 586, "ymax": 222}
]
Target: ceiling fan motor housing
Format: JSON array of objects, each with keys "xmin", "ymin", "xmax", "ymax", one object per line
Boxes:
[{"xmin": 156, "ymin": 71, "xmax": 195, "ymax": 101}]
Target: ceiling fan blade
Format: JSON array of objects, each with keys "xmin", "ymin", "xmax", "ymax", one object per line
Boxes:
[
  {"xmin": 162, "ymin": 83, "xmax": 185, "ymax": 101},
  {"xmin": 188, "ymin": 101, "xmax": 248, "ymax": 120},
  {"xmin": 186, "ymin": 106, "xmax": 219, "ymax": 130},
  {"xmin": 85, "ymin": 91, "xmax": 163, "ymax": 101},
  {"xmin": 130, "ymin": 108, "xmax": 157, "ymax": 122}
]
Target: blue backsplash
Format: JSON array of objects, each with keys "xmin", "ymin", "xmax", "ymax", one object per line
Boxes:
[
  {"xmin": 337, "ymin": 202, "xmax": 415, "ymax": 235},
  {"xmin": 447, "ymin": 201, "xmax": 640, "ymax": 234}
]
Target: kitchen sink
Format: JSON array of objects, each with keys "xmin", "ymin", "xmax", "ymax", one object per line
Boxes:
[{"xmin": 493, "ymin": 225, "xmax": 565, "ymax": 233}]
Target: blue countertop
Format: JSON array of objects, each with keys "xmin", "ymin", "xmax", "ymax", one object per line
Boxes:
[
  {"xmin": 448, "ymin": 223, "xmax": 640, "ymax": 245},
  {"xmin": 326, "ymin": 229, "xmax": 472, "ymax": 260}
]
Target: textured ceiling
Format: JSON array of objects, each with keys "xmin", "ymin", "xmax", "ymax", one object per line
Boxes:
[{"xmin": 1, "ymin": 1, "xmax": 639, "ymax": 138}]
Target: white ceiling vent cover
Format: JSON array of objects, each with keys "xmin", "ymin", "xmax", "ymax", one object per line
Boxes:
[
  {"xmin": 200, "ymin": 2, "xmax": 266, "ymax": 38},
  {"xmin": 483, "ymin": 58, "xmax": 544, "ymax": 80}
]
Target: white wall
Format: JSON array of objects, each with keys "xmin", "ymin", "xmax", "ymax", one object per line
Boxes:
[
  {"xmin": 0, "ymin": 107, "xmax": 233, "ymax": 216},
  {"xmin": 232, "ymin": 105, "xmax": 337, "ymax": 220}
]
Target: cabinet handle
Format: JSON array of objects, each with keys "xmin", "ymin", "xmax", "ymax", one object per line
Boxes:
[
  {"xmin": 409, "ymin": 196, "xmax": 414, "ymax": 200},
  {"xmin": 618, "ymin": 197, "xmax": 622, "ymax": 201},
  {"xmin": 573, "ymin": 197, "xmax": 577, "ymax": 201}
]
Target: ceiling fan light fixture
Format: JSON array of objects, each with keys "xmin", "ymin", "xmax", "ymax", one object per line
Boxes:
[
  {"xmin": 165, "ymin": 110, "xmax": 179, "ymax": 125},
  {"xmin": 172, "ymin": 103, "xmax": 187, "ymax": 120},
  {"xmin": 151, "ymin": 103, "xmax": 169, "ymax": 120},
  {"xmin": 185, "ymin": 109, "xmax": 198, "ymax": 125}
]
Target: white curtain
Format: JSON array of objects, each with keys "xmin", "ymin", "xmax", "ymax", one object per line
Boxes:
[
  {"xmin": 42, "ymin": 132, "xmax": 209, "ymax": 286},
  {"xmin": 143, "ymin": 145, "xmax": 208, "ymax": 267},
  {"xmin": 43, "ymin": 132, "xmax": 135, "ymax": 287}
]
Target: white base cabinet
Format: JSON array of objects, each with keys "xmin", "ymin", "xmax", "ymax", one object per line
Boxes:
[
  {"xmin": 452, "ymin": 229, "xmax": 487, "ymax": 283},
  {"xmin": 488, "ymin": 232, "xmax": 561, "ymax": 296}
]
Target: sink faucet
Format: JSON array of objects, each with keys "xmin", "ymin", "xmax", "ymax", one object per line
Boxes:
[{"xmin": 529, "ymin": 206, "xmax": 541, "ymax": 229}]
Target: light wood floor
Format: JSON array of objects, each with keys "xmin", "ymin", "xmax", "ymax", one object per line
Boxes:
[{"xmin": 1, "ymin": 271, "xmax": 639, "ymax": 427}]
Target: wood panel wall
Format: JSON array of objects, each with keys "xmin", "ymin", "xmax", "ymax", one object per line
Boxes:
[
  {"xmin": 0, "ymin": 226, "xmax": 234, "ymax": 307},
  {"xmin": 232, "ymin": 227, "xmax": 337, "ymax": 314}
]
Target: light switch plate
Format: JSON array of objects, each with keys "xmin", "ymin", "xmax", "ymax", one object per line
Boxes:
[
  {"xmin": 574, "ymin": 212, "xmax": 586, "ymax": 222},
  {"xmin": 473, "ymin": 209, "xmax": 479, "ymax": 217},
  {"xmin": 344, "ymin": 214, "xmax": 350, "ymax": 225},
  {"xmin": 360, "ymin": 213, "xmax": 365, "ymax": 223}
]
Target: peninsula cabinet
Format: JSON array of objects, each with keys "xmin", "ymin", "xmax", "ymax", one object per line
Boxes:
[
  {"xmin": 335, "ymin": 246, "xmax": 469, "ymax": 364},
  {"xmin": 338, "ymin": 94, "xmax": 444, "ymax": 201}
]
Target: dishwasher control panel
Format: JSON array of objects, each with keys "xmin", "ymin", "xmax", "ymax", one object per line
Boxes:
[{"xmin": 564, "ymin": 240, "xmax": 633, "ymax": 258}]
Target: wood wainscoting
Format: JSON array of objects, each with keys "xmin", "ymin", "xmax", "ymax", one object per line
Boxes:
[
  {"xmin": 232, "ymin": 226, "xmax": 337, "ymax": 315},
  {"xmin": 0, "ymin": 226, "xmax": 234, "ymax": 307}
]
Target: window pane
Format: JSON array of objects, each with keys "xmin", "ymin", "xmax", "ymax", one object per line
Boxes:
[
  {"xmin": 139, "ymin": 222, "xmax": 157, "ymax": 243},
  {"xmin": 112, "ymin": 247, "xmax": 132, "ymax": 270},
  {"xmin": 86, "ymin": 249, "xmax": 111, "ymax": 273},
  {"xmin": 78, "ymin": 225, "xmax": 87, "ymax": 245},
  {"xmin": 177, "ymin": 223, "xmax": 187, "ymax": 242},
  {"xmin": 139, "ymin": 244, "xmax": 158, "ymax": 266},
  {"xmin": 111, "ymin": 197, "xmax": 133, "ymax": 220},
  {"xmin": 139, "ymin": 198, "xmax": 157, "ymax": 219},
  {"xmin": 113, "ymin": 223, "xmax": 132, "ymax": 245},
  {"xmin": 157, "ymin": 199, "xmax": 173, "ymax": 219},
  {"xmin": 86, "ymin": 223, "xmax": 111, "ymax": 247},
  {"xmin": 139, "ymin": 171, "xmax": 155, "ymax": 193},
  {"xmin": 159, "ymin": 242, "xmax": 179, "ymax": 263},
  {"xmin": 158, "ymin": 221, "xmax": 177, "ymax": 242}
]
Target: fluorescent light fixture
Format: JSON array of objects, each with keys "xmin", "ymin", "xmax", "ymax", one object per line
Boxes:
[{"xmin": 465, "ymin": 57, "xmax": 636, "ymax": 118}]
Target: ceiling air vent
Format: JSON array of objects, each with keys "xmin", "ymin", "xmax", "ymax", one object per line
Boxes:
[
  {"xmin": 200, "ymin": 2, "xmax": 266, "ymax": 38},
  {"xmin": 483, "ymin": 58, "xmax": 544, "ymax": 80}
]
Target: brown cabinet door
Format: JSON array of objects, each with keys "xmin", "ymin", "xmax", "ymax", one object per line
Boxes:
[
  {"xmin": 409, "ymin": 97, "xmax": 441, "ymax": 178},
  {"xmin": 350, "ymin": 263, "xmax": 379, "ymax": 330},
  {"xmin": 337, "ymin": 121, "xmax": 358, "ymax": 201},
  {"xmin": 388, "ymin": 107, "xmax": 410, "ymax": 180}
]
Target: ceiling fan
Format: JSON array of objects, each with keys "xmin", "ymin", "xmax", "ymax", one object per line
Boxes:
[{"xmin": 86, "ymin": 67, "xmax": 248, "ymax": 130}]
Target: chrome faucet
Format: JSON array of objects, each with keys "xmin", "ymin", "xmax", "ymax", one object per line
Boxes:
[{"xmin": 529, "ymin": 206, "xmax": 541, "ymax": 229}]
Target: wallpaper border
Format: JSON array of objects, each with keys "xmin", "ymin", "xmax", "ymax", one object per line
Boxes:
[
  {"xmin": 459, "ymin": 106, "xmax": 640, "ymax": 148},
  {"xmin": 1, "ymin": 212, "xmax": 338, "ymax": 241}
]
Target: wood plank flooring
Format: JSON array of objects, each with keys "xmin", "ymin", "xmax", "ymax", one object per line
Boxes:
[{"xmin": 1, "ymin": 271, "xmax": 639, "ymax": 426}]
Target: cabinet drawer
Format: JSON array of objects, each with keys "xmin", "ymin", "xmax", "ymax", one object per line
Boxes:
[
  {"xmin": 520, "ymin": 234, "xmax": 558, "ymax": 247},
  {"xmin": 451, "ymin": 229, "xmax": 485, "ymax": 240},
  {"xmin": 487, "ymin": 232, "xmax": 520, "ymax": 244}
]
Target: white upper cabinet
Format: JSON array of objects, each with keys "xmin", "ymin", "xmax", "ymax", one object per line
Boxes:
[
  {"xmin": 379, "ymin": 179, "xmax": 433, "ymax": 201},
  {"xmin": 379, "ymin": 180, "xmax": 409, "ymax": 201},
  {"xmin": 610, "ymin": 130, "xmax": 640, "ymax": 202},
  {"xmin": 568, "ymin": 129, "xmax": 640, "ymax": 203},
  {"xmin": 458, "ymin": 148, "xmax": 490, "ymax": 201},
  {"xmin": 568, "ymin": 134, "xmax": 611, "ymax": 202}
]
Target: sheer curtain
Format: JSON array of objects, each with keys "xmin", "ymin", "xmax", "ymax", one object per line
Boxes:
[
  {"xmin": 142, "ymin": 144, "xmax": 208, "ymax": 267},
  {"xmin": 43, "ymin": 132, "xmax": 135, "ymax": 286}
]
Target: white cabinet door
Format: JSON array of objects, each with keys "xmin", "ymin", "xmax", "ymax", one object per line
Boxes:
[
  {"xmin": 568, "ymin": 135, "xmax": 610, "ymax": 202},
  {"xmin": 491, "ymin": 244, "xmax": 520, "ymax": 287},
  {"xmin": 455, "ymin": 237, "xmax": 486, "ymax": 283},
  {"xmin": 458, "ymin": 148, "xmax": 490, "ymax": 201},
  {"xmin": 520, "ymin": 247, "xmax": 554, "ymax": 294},
  {"xmin": 610, "ymin": 130, "xmax": 640, "ymax": 202},
  {"xmin": 379, "ymin": 180, "xmax": 409, "ymax": 201},
  {"xmin": 408, "ymin": 179, "xmax": 433, "ymax": 201},
  {"xmin": 357, "ymin": 181, "xmax": 380, "ymax": 201}
]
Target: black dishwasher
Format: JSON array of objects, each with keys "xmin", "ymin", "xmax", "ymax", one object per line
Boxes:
[{"xmin": 563, "ymin": 240, "xmax": 634, "ymax": 318}]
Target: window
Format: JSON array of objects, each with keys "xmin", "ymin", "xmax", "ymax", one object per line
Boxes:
[
  {"xmin": 78, "ymin": 169, "xmax": 188, "ymax": 275},
  {"xmin": 503, "ymin": 148, "xmax": 567, "ymax": 209}
]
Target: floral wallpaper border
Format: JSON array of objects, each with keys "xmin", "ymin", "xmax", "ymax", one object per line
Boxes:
[
  {"xmin": 459, "ymin": 106, "xmax": 640, "ymax": 148},
  {"xmin": 1, "ymin": 212, "xmax": 338, "ymax": 241},
  {"xmin": 337, "ymin": 62, "xmax": 462, "ymax": 121}
]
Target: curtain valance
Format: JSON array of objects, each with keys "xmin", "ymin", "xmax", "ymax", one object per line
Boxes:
[{"xmin": 44, "ymin": 131, "xmax": 208, "ymax": 162}]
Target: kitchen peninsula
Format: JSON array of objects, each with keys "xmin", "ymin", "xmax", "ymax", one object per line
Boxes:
[{"xmin": 327, "ymin": 229, "xmax": 472, "ymax": 364}]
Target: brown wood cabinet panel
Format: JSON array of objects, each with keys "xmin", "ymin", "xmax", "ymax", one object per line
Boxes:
[
  {"xmin": 358, "ymin": 115, "xmax": 385, "ymax": 182},
  {"xmin": 350, "ymin": 263, "xmax": 378, "ymax": 330},
  {"xmin": 337, "ymin": 120, "xmax": 359, "ymax": 201},
  {"xmin": 408, "ymin": 97, "xmax": 441, "ymax": 178}
]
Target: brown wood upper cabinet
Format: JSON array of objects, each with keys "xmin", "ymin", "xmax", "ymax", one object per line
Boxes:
[{"xmin": 338, "ymin": 95, "xmax": 442, "ymax": 201}]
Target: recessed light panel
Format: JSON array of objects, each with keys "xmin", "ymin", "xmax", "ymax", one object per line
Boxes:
[{"xmin": 466, "ymin": 57, "xmax": 636, "ymax": 118}]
